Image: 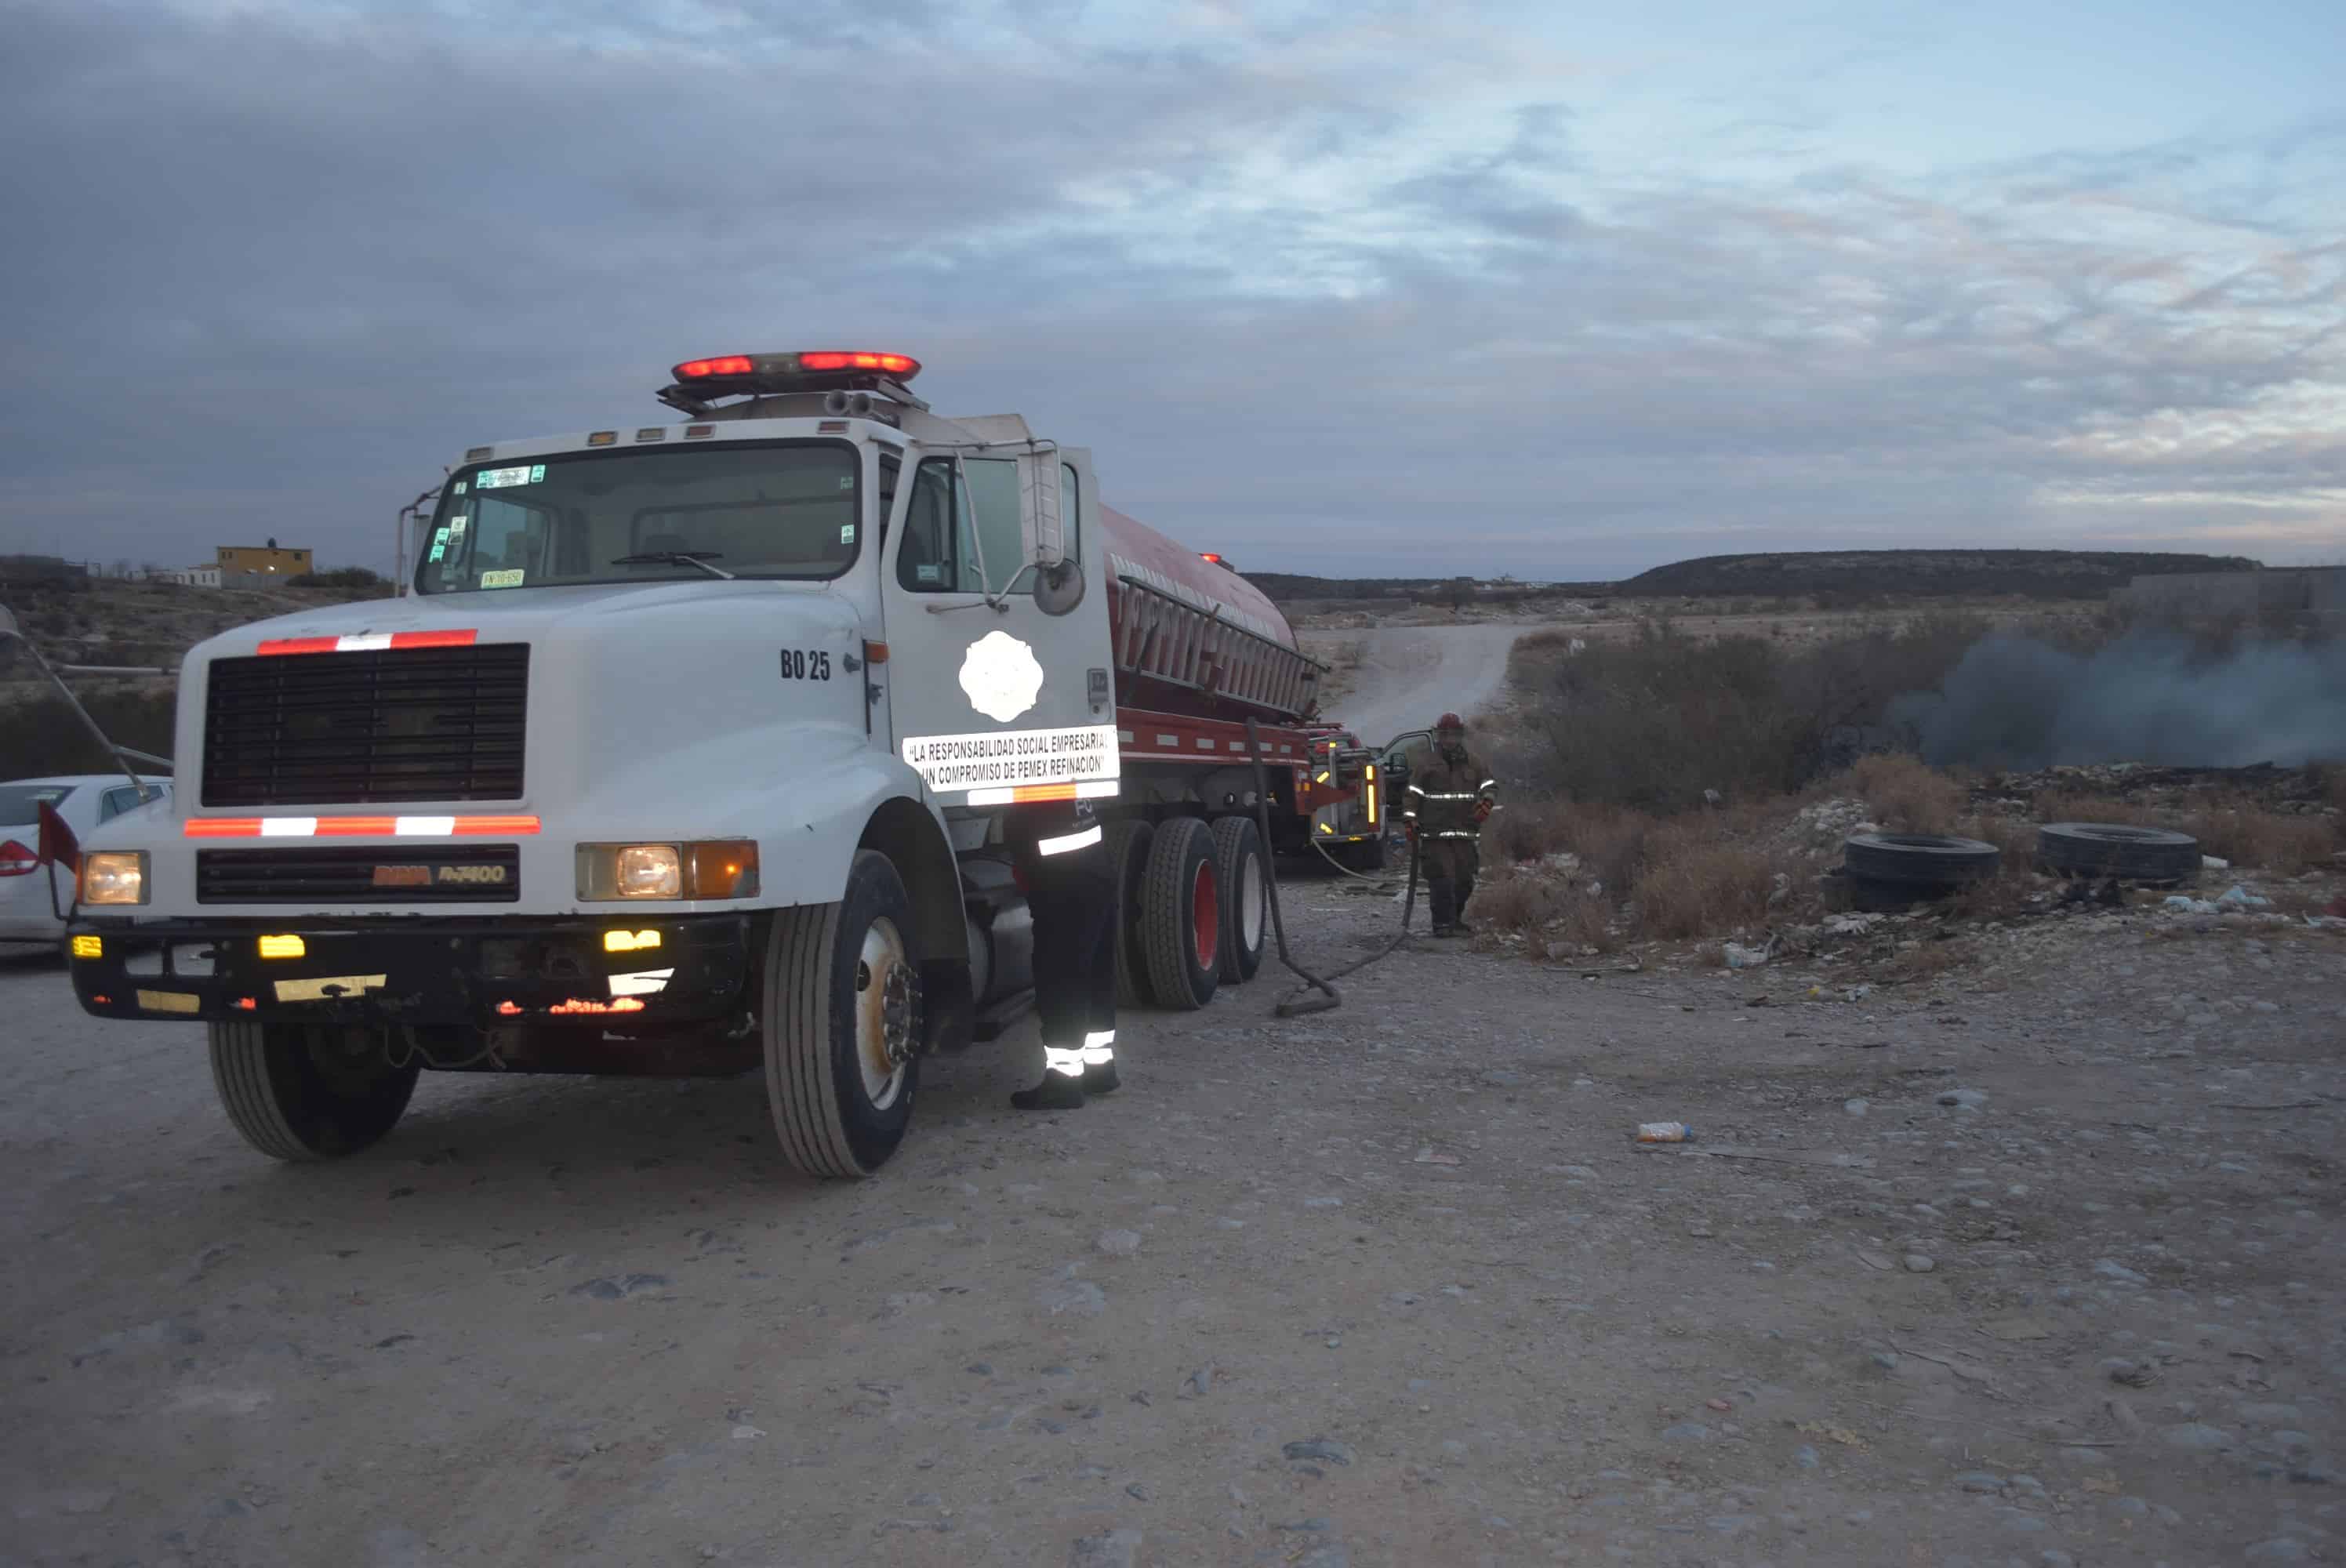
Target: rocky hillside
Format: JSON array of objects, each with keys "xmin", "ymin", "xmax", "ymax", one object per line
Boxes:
[{"xmin": 1614, "ymin": 548, "xmax": 2258, "ymax": 599}]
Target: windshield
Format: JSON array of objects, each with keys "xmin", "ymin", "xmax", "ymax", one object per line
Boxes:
[
  {"xmin": 0, "ymin": 785, "xmax": 74, "ymax": 825},
  {"xmin": 414, "ymin": 440, "xmax": 861, "ymax": 593}
]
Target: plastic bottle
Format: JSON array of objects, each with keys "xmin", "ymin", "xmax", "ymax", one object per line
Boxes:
[{"xmin": 1636, "ymin": 1122, "xmax": 1691, "ymax": 1143}]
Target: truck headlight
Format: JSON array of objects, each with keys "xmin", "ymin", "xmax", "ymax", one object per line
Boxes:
[
  {"xmin": 80, "ymin": 851, "xmax": 148, "ymax": 906},
  {"xmin": 576, "ymin": 842, "xmax": 759, "ymax": 901}
]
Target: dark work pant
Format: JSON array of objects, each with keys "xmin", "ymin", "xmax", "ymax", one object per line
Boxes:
[
  {"xmin": 1422, "ymin": 840, "xmax": 1480, "ymax": 928},
  {"xmin": 1015, "ymin": 834, "xmax": 1119, "ymax": 1076}
]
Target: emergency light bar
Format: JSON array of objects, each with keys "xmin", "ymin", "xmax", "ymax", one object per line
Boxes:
[
  {"xmin": 670, "ymin": 350, "xmax": 921, "ymax": 385},
  {"xmin": 659, "ymin": 350, "xmax": 926, "ymax": 416}
]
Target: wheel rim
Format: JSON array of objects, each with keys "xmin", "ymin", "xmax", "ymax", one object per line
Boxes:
[
  {"xmin": 1239, "ymin": 848, "xmax": 1265, "ymax": 953},
  {"xmin": 1191, "ymin": 858, "xmax": 1219, "ymax": 973},
  {"xmin": 853, "ymin": 916, "xmax": 915, "ymax": 1109}
]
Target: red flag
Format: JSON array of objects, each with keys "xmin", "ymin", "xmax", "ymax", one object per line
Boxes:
[{"xmin": 36, "ymin": 798, "xmax": 79, "ymax": 876}]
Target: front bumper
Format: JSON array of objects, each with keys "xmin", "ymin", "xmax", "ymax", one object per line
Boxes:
[{"xmin": 65, "ymin": 914, "xmax": 754, "ymax": 1027}]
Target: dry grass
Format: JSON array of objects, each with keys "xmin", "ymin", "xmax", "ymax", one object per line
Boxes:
[
  {"xmin": 1473, "ymin": 871, "xmax": 1574, "ymax": 934},
  {"xmin": 1842, "ymin": 753, "xmax": 1966, "ymax": 833},
  {"xmin": 1634, "ymin": 819, "xmax": 1793, "ymax": 940},
  {"xmin": 1484, "ymin": 799, "xmax": 1578, "ymax": 863},
  {"xmin": 1882, "ymin": 935, "xmax": 1980, "ymax": 983}
]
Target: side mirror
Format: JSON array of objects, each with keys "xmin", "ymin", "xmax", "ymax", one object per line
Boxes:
[{"xmin": 1016, "ymin": 449, "xmax": 1064, "ymax": 570}]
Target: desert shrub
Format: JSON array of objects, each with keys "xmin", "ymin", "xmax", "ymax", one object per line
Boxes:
[
  {"xmin": 1843, "ymin": 753, "xmax": 1966, "ymax": 833},
  {"xmin": 2181, "ymin": 798, "xmax": 2339, "ymax": 875},
  {"xmin": 1483, "ymin": 798, "xmax": 1577, "ymax": 862},
  {"xmin": 1633, "ymin": 818, "xmax": 1789, "ymax": 940}
]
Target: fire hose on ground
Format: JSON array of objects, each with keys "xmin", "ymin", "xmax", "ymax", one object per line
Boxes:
[{"xmin": 1245, "ymin": 717, "xmax": 1422, "ymax": 1018}]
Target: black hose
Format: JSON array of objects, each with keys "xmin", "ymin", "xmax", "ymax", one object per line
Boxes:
[{"xmin": 1245, "ymin": 717, "xmax": 1422, "ymax": 1017}]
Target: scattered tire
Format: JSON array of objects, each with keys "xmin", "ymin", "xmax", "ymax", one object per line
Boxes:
[
  {"xmin": 1842, "ymin": 833, "xmax": 2002, "ymax": 889},
  {"xmin": 1141, "ymin": 815, "xmax": 1220, "ymax": 1011},
  {"xmin": 761, "ymin": 849, "xmax": 922, "ymax": 1178},
  {"xmin": 2036, "ymin": 822, "xmax": 2199, "ymax": 884},
  {"xmin": 208, "ymin": 1021, "xmax": 420, "ymax": 1161},
  {"xmin": 1102, "ymin": 818, "xmax": 1156, "ymax": 1010},
  {"xmin": 1210, "ymin": 815, "xmax": 1269, "ymax": 983}
]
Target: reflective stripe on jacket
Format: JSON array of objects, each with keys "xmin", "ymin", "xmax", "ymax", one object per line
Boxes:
[{"xmin": 1403, "ymin": 748, "xmax": 1495, "ymax": 839}]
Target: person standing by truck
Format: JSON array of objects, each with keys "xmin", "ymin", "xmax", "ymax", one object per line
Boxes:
[
  {"xmin": 1403, "ymin": 712, "xmax": 1497, "ymax": 937},
  {"xmin": 1004, "ymin": 800, "xmax": 1119, "ymax": 1109}
]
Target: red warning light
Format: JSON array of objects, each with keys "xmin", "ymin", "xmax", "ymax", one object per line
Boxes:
[
  {"xmin": 673, "ymin": 355, "xmax": 756, "ymax": 379},
  {"xmin": 797, "ymin": 351, "xmax": 920, "ymax": 376}
]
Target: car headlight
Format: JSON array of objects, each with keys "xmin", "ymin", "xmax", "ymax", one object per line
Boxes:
[
  {"xmin": 576, "ymin": 841, "xmax": 758, "ymax": 901},
  {"xmin": 80, "ymin": 851, "xmax": 148, "ymax": 906}
]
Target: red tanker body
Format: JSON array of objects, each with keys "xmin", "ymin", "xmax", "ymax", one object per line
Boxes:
[{"xmin": 1098, "ymin": 505, "xmax": 1322, "ymax": 725}]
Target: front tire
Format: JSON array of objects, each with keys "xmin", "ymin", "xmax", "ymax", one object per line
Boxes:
[
  {"xmin": 208, "ymin": 1022, "xmax": 420, "ymax": 1162},
  {"xmin": 762, "ymin": 850, "xmax": 923, "ymax": 1178}
]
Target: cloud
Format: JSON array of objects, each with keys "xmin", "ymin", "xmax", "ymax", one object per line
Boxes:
[{"xmin": 0, "ymin": 0, "xmax": 2338, "ymax": 580}]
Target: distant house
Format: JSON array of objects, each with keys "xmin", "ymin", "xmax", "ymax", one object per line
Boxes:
[{"xmin": 216, "ymin": 541, "xmax": 311, "ymax": 577}]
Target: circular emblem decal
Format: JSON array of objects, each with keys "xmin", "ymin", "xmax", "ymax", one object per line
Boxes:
[{"xmin": 959, "ymin": 630, "xmax": 1045, "ymax": 723}]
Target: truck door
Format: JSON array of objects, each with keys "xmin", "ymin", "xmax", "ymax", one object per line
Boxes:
[{"xmin": 881, "ymin": 448, "xmax": 1120, "ymax": 805}]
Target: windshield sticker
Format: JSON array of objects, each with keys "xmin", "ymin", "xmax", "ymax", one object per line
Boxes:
[
  {"xmin": 839, "ymin": 524, "xmax": 855, "ymax": 544},
  {"xmin": 453, "ymin": 481, "xmax": 467, "ymax": 495},
  {"xmin": 427, "ymin": 526, "xmax": 452, "ymax": 563},
  {"xmin": 837, "ymin": 475, "xmax": 854, "ymax": 490},
  {"xmin": 916, "ymin": 563, "xmax": 942, "ymax": 583},
  {"xmin": 447, "ymin": 514, "xmax": 468, "ymax": 537},
  {"xmin": 479, "ymin": 568, "xmax": 525, "ymax": 590},
  {"xmin": 476, "ymin": 463, "xmax": 545, "ymax": 490}
]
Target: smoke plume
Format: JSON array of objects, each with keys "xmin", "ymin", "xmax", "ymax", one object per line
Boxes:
[{"xmin": 1891, "ymin": 632, "xmax": 2346, "ymax": 771}]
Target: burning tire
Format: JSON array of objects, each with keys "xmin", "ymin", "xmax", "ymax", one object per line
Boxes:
[
  {"xmin": 208, "ymin": 1021, "xmax": 421, "ymax": 1161},
  {"xmin": 1141, "ymin": 816, "xmax": 1221, "ymax": 1011},
  {"xmin": 1842, "ymin": 833, "xmax": 2002, "ymax": 891},
  {"xmin": 1103, "ymin": 819, "xmax": 1156, "ymax": 1010},
  {"xmin": 761, "ymin": 849, "xmax": 922, "ymax": 1178},
  {"xmin": 2036, "ymin": 822, "xmax": 2199, "ymax": 884},
  {"xmin": 1210, "ymin": 815, "xmax": 1269, "ymax": 983}
]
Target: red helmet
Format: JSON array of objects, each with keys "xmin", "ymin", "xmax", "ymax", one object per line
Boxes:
[{"xmin": 1434, "ymin": 712, "xmax": 1465, "ymax": 732}]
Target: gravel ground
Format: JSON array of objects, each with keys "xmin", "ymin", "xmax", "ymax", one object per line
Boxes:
[{"xmin": 5, "ymin": 880, "xmax": 2343, "ymax": 1567}]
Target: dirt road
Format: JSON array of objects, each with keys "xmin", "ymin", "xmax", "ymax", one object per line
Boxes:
[
  {"xmin": 1300, "ymin": 621, "xmax": 1529, "ymax": 750},
  {"xmin": 6, "ymin": 892, "xmax": 2342, "ymax": 1566}
]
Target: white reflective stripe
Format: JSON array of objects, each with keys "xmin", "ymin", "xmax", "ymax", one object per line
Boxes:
[
  {"xmin": 1480, "ymin": 780, "xmax": 1496, "ymax": 789},
  {"xmin": 260, "ymin": 817, "xmax": 318, "ymax": 837},
  {"xmin": 965, "ymin": 787, "xmax": 1015, "ymax": 806},
  {"xmin": 394, "ymin": 815, "xmax": 456, "ymax": 837},
  {"xmin": 1037, "ymin": 824, "xmax": 1102, "ymax": 857},
  {"xmin": 1080, "ymin": 1028, "xmax": 1116, "ymax": 1065},
  {"xmin": 1406, "ymin": 784, "xmax": 1426, "ymax": 795},
  {"xmin": 1423, "ymin": 791, "xmax": 1479, "ymax": 799},
  {"xmin": 608, "ymin": 967, "xmax": 674, "ymax": 996},
  {"xmin": 1043, "ymin": 1046, "xmax": 1085, "ymax": 1076},
  {"xmin": 1075, "ymin": 779, "xmax": 1119, "ymax": 800},
  {"xmin": 336, "ymin": 633, "xmax": 394, "ymax": 652}
]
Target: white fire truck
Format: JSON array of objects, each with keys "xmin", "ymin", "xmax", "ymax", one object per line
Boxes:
[{"xmin": 65, "ymin": 351, "xmax": 1383, "ymax": 1176}]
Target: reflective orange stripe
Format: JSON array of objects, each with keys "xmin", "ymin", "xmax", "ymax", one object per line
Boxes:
[
  {"xmin": 255, "ymin": 629, "xmax": 480, "ymax": 656},
  {"xmin": 183, "ymin": 815, "xmax": 541, "ymax": 839}
]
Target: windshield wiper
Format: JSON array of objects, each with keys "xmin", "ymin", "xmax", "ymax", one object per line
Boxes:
[{"xmin": 609, "ymin": 550, "xmax": 735, "ymax": 580}]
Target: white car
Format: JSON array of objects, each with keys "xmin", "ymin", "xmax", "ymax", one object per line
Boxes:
[{"xmin": 0, "ymin": 775, "xmax": 173, "ymax": 948}]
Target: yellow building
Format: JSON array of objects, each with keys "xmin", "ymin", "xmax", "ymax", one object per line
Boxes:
[{"xmin": 216, "ymin": 542, "xmax": 312, "ymax": 576}]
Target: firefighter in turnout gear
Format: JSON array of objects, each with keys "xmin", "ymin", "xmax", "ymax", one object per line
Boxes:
[
  {"xmin": 1404, "ymin": 712, "xmax": 1497, "ymax": 938},
  {"xmin": 1004, "ymin": 799, "xmax": 1120, "ymax": 1110}
]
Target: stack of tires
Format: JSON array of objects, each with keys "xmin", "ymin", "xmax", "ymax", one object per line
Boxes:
[
  {"xmin": 1839, "ymin": 833, "xmax": 2002, "ymax": 909},
  {"xmin": 1103, "ymin": 815, "xmax": 1270, "ymax": 1012}
]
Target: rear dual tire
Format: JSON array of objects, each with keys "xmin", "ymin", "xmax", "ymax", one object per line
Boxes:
[{"xmin": 1142, "ymin": 817, "xmax": 1221, "ymax": 1011}]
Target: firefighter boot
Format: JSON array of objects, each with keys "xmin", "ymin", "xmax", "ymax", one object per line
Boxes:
[
  {"xmin": 1427, "ymin": 877, "xmax": 1458, "ymax": 938},
  {"xmin": 1011, "ymin": 1045, "xmax": 1088, "ymax": 1111}
]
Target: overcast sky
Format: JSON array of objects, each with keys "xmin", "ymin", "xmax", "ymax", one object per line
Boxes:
[{"xmin": 2, "ymin": 0, "xmax": 2341, "ymax": 580}]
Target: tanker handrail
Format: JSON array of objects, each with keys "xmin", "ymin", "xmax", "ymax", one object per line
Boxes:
[{"xmin": 1112, "ymin": 572, "xmax": 1329, "ymax": 722}]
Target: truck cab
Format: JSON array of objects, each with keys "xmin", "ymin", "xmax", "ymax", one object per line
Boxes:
[{"xmin": 67, "ymin": 351, "xmax": 1117, "ymax": 1177}]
